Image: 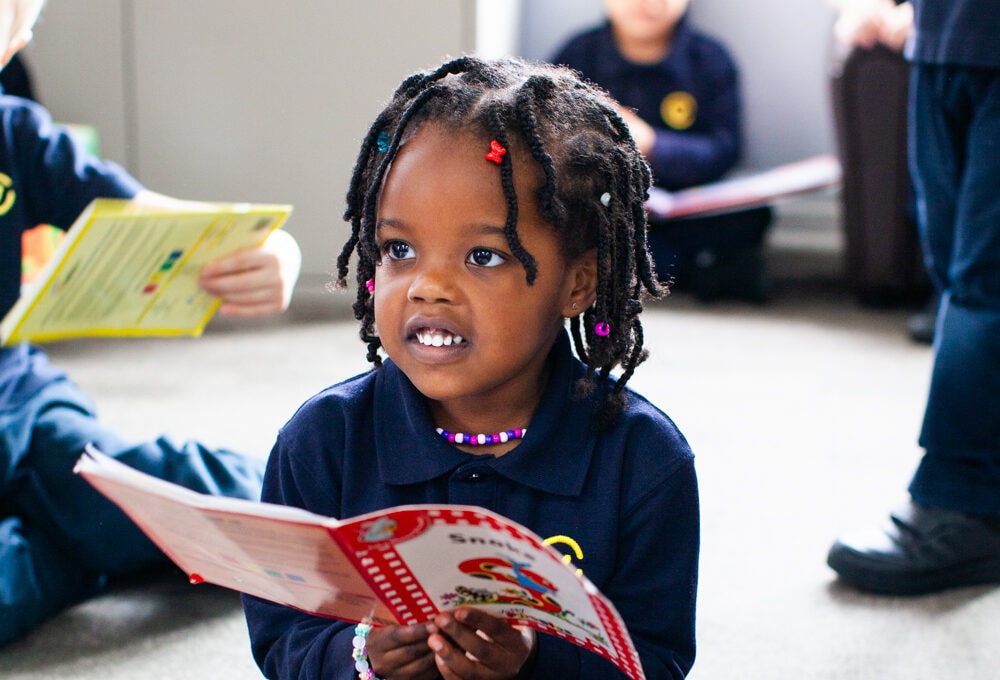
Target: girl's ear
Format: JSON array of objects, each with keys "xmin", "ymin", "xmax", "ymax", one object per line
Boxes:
[{"xmin": 563, "ymin": 248, "xmax": 598, "ymax": 318}]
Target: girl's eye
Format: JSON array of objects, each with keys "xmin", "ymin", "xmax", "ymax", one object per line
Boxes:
[
  {"xmin": 468, "ymin": 248, "xmax": 505, "ymax": 268},
  {"xmin": 383, "ymin": 240, "xmax": 414, "ymax": 261}
]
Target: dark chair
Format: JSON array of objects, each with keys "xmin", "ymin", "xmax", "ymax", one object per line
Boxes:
[{"xmin": 830, "ymin": 44, "xmax": 930, "ymax": 306}]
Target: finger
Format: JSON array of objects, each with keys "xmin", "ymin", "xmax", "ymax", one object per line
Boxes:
[
  {"xmin": 366, "ymin": 624, "xmax": 438, "ymax": 679},
  {"xmin": 207, "ymin": 281, "xmax": 279, "ymax": 304},
  {"xmin": 199, "ymin": 261, "xmax": 276, "ymax": 295},
  {"xmin": 391, "ymin": 652, "xmax": 441, "ymax": 680},
  {"xmin": 366, "ymin": 622, "xmax": 432, "ymax": 654},
  {"xmin": 429, "ymin": 632, "xmax": 480, "ymax": 680},
  {"xmin": 201, "ymin": 273, "xmax": 288, "ymax": 316},
  {"xmin": 201, "ymin": 247, "xmax": 275, "ymax": 277},
  {"xmin": 431, "ymin": 612, "xmax": 501, "ymax": 670},
  {"xmin": 452, "ymin": 608, "xmax": 526, "ymax": 650},
  {"xmin": 378, "ymin": 646, "xmax": 439, "ymax": 680},
  {"xmin": 216, "ymin": 298, "xmax": 283, "ymax": 318}
]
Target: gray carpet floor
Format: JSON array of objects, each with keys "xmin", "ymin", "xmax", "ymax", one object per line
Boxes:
[{"xmin": 3, "ymin": 225, "xmax": 999, "ymax": 679}]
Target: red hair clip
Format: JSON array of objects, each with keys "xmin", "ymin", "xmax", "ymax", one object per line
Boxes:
[{"xmin": 485, "ymin": 139, "xmax": 507, "ymax": 164}]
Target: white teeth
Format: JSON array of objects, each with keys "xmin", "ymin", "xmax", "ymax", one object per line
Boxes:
[{"xmin": 416, "ymin": 330, "xmax": 464, "ymax": 347}]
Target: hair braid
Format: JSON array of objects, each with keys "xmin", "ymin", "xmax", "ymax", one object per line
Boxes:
[
  {"xmin": 486, "ymin": 101, "xmax": 537, "ymax": 284},
  {"xmin": 514, "ymin": 77, "xmax": 562, "ymax": 228}
]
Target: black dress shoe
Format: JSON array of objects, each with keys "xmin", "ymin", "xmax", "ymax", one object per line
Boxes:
[{"xmin": 827, "ymin": 500, "xmax": 1000, "ymax": 595}]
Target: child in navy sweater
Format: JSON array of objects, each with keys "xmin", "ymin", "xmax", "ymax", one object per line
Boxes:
[
  {"xmin": 553, "ymin": 0, "xmax": 771, "ymax": 302},
  {"xmin": 0, "ymin": 0, "xmax": 301, "ymax": 645}
]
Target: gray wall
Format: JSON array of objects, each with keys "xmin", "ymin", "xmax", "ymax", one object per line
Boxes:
[
  {"xmin": 21, "ymin": 0, "xmax": 837, "ymax": 292},
  {"xmin": 520, "ymin": 0, "xmax": 840, "ymax": 171},
  {"xmin": 23, "ymin": 0, "xmax": 476, "ymax": 295}
]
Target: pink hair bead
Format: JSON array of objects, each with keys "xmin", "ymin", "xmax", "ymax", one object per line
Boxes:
[
  {"xmin": 594, "ymin": 321, "xmax": 611, "ymax": 337},
  {"xmin": 365, "ymin": 278, "xmax": 375, "ymax": 292}
]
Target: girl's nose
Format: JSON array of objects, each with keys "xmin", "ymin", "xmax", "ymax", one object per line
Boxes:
[{"xmin": 406, "ymin": 262, "xmax": 456, "ymax": 304}]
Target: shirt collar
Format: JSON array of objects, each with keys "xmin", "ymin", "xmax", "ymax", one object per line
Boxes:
[{"xmin": 374, "ymin": 331, "xmax": 599, "ymax": 497}]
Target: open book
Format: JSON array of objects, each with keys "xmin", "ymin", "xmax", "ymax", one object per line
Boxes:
[
  {"xmin": 75, "ymin": 446, "xmax": 646, "ymax": 680},
  {"xmin": 645, "ymin": 153, "xmax": 842, "ymax": 219},
  {"xmin": 2, "ymin": 198, "xmax": 292, "ymax": 345}
]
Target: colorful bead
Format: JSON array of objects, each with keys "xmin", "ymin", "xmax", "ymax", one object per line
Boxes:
[
  {"xmin": 594, "ymin": 321, "xmax": 611, "ymax": 337},
  {"xmin": 376, "ymin": 130, "xmax": 389, "ymax": 153},
  {"xmin": 351, "ymin": 621, "xmax": 384, "ymax": 680},
  {"xmin": 436, "ymin": 427, "xmax": 526, "ymax": 446},
  {"xmin": 600, "ymin": 192, "xmax": 611, "ymax": 207},
  {"xmin": 485, "ymin": 139, "xmax": 507, "ymax": 164},
  {"xmin": 365, "ymin": 278, "xmax": 375, "ymax": 293}
]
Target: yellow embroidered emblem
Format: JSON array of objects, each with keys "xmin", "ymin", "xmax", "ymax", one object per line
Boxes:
[
  {"xmin": 0, "ymin": 173, "xmax": 15, "ymax": 215},
  {"xmin": 543, "ymin": 534, "xmax": 584, "ymax": 576},
  {"xmin": 661, "ymin": 91, "xmax": 697, "ymax": 130}
]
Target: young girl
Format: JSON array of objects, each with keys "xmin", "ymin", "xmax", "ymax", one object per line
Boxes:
[{"xmin": 242, "ymin": 56, "xmax": 699, "ymax": 680}]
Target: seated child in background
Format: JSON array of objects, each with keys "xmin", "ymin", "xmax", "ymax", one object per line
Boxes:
[
  {"xmin": 242, "ymin": 56, "xmax": 700, "ymax": 680},
  {"xmin": 0, "ymin": 0, "xmax": 302, "ymax": 645},
  {"xmin": 553, "ymin": 0, "xmax": 772, "ymax": 302}
]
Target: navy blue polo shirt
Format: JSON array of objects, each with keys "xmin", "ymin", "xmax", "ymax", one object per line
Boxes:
[
  {"xmin": 0, "ymin": 95, "xmax": 141, "ymax": 320},
  {"xmin": 906, "ymin": 0, "xmax": 1000, "ymax": 68},
  {"xmin": 243, "ymin": 332, "xmax": 699, "ymax": 680},
  {"xmin": 0, "ymin": 96, "xmax": 141, "ymax": 412},
  {"xmin": 552, "ymin": 19, "xmax": 742, "ymax": 190}
]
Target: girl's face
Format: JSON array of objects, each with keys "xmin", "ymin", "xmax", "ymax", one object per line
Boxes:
[{"xmin": 372, "ymin": 123, "xmax": 595, "ymax": 428}]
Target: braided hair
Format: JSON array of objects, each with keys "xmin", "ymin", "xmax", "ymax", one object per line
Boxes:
[{"xmin": 336, "ymin": 56, "xmax": 662, "ymax": 425}]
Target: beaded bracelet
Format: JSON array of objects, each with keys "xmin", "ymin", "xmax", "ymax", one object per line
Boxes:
[{"xmin": 351, "ymin": 620, "xmax": 385, "ymax": 680}]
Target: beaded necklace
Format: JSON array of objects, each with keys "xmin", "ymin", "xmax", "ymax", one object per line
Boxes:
[{"xmin": 435, "ymin": 427, "xmax": 527, "ymax": 446}]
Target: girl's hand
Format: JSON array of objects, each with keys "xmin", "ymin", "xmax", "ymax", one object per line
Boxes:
[
  {"xmin": 428, "ymin": 608, "xmax": 537, "ymax": 680},
  {"xmin": 365, "ymin": 622, "xmax": 439, "ymax": 680},
  {"xmin": 199, "ymin": 229, "xmax": 301, "ymax": 317}
]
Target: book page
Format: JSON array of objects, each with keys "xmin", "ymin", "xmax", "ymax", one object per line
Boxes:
[
  {"xmin": 74, "ymin": 448, "xmax": 393, "ymax": 625},
  {"xmin": 332, "ymin": 506, "xmax": 646, "ymax": 680},
  {"xmin": 2, "ymin": 199, "xmax": 291, "ymax": 344},
  {"xmin": 645, "ymin": 154, "xmax": 841, "ymax": 219}
]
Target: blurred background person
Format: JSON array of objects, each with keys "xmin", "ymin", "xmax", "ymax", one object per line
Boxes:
[
  {"xmin": 828, "ymin": 0, "xmax": 1000, "ymax": 596},
  {"xmin": 552, "ymin": 0, "xmax": 773, "ymax": 303}
]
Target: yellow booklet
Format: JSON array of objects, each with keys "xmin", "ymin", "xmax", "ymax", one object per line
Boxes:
[{"xmin": 2, "ymin": 198, "xmax": 292, "ymax": 345}]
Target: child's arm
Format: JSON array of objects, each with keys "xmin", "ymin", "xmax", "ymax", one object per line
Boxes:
[
  {"xmin": 130, "ymin": 190, "xmax": 302, "ymax": 316},
  {"xmin": 639, "ymin": 61, "xmax": 742, "ymax": 190},
  {"xmin": 243, "ymin": 419, "xmax": 441, "ymax": 680},
  {"xmin": 612, "ymin": 457, "xmax": 699, "ymax": 679},
  {"xmin": 242, "ymin": 428, "xmax": 362, "ymax": 679}
]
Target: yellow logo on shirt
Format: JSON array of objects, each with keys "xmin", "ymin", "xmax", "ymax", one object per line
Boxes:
[
  {"xmin": 543, "ymin": 534, "xmax": 584, "ymax": 576},
  {"xmin": 0, "ymin": 173, "xmax": 15, "ymax": 215},
  {"xmin": 661, "ymin": 91, "xmax": 697, "ymax": 130}
]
